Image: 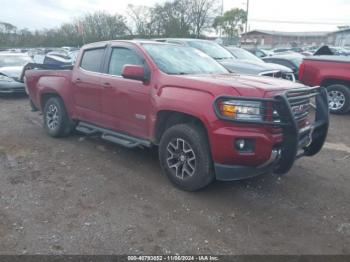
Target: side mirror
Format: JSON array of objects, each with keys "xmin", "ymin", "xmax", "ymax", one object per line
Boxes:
[{"xmin": 121, "ymin": 65, "xmax": 147, "ymax": 82}]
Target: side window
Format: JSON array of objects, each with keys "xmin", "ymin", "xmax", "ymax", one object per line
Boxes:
[
  {"xmin": 275, "ymin": 59, "xmax": 293, "ymax": 69},
  {"xmin": 108, "ymin": 48, "xmax": 144, "ymax": 76},
  {"xmin": 80, "ymin": 48, "xmax": 105, "ymax": 72},
  {"xmin": 256, "ymin": 51, "xmax": 264, "ymax": 57}
]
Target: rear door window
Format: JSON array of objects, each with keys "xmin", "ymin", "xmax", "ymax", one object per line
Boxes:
[{"xmin": 80, "ymin": 48, "xmax": 105, "ymax": 73}]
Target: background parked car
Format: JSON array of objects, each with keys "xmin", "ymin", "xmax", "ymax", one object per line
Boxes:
[
  {"xmin": 273, "ymin": 48, "xmax": 292, "ymax": 54},
  {"xmin": 263, "ymin": 54, "xmax": 304, "ymax": 80},
  {"xmin": 43, "ymin": 51, "xmax": 73, "ymax": 66},
  {"xmin": 0, "ymin": 52, "xmax": 32, "ymax": 94},
  {"xmin": 156, "ymin": 39, "xmax": 295, "ymax": 81},
  {"xmin": 245, "ymin": 48, "xmax": 274, "ymax": 58},
  {"xmin": 67, "ymin": 49, "xmax": 80, "ymax": 64},
  {"xmin": 329, "ymin": 47, "xmax": 350, "ymax": 56},
  {"xmin": 226, "ymin": 46, "xmax": 295, "ymax": 81}
]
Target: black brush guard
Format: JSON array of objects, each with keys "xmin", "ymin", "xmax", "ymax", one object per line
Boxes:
[
  {"xmin": 273, "ymin": 86, "xmax": 329, "ymax": 174},
  {"xmin": 214, "ymin": 86, "xmax": 329, "ymax": 175}
]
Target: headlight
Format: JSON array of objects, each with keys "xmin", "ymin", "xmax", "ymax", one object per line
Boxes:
[
  {"xmin": 217, "ymin": 100, "xmax": 263, "ymax": 121},
  {"xmin": 0, "ymin": 75, "xmax": 14, "ymax": 82}
]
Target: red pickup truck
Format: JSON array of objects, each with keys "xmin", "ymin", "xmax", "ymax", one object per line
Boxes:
[
  {"xmin": 299, "ymin": 55, "xmax": 350, "ymax": 114},
  {"xmin": 25, "ymin": 40, "xmax": 329, "ymax": 191}
]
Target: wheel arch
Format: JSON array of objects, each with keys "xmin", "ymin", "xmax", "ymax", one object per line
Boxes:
[
  {"xmin": 40, "ymin": 92, "xmax": 63, "ymax": 111},
  {"xmin": 153, "ymin": 110, "xmax": 209, "ymax": 145},
  {"xmin": 321, "ymin": 78, "xmax": 350, "ymax": 89}
]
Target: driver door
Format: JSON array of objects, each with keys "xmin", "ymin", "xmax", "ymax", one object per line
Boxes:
[{"xmin": 99, "ymin": 45, "xmax": 152, "ymax": 139}]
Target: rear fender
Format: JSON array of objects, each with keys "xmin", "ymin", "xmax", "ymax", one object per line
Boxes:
[{"xmin": 36, "ymin": 76, "xmax": 75, "ymax": 117}]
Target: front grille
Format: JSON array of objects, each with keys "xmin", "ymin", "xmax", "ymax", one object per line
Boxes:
[{"xmin": 285, "ymin": 88, "xmax": 318, "ymax": 127}]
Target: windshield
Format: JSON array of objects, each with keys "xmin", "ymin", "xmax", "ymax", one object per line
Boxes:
[
  {"xmin": 143, "ymin": 44, "xmax": 228, "ymax": 75},
  {"xmin": 0, "ymin": 55, "xmax": 32, "ymax": 67},
  {"xmin": 186, "ymin": 41, "xmax": 233, "ymax": 60},
  {"xmin": 229, "ymin": 48, "xmax": 263, "ymax": 63}
]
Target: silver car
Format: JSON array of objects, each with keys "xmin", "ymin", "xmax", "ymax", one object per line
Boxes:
[{"xmin": 0, "ymin": 52, "xmax": 32, "ymax": 94}]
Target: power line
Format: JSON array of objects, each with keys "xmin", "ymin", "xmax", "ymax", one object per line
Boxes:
[{"xmin": 245, "ymin": 0, "xmax": 249, "ymax": 33}]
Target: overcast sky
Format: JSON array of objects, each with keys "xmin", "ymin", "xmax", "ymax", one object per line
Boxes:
[{"xmin": 1, "ymin": 0, "xmax": 350, "ymax": 32}]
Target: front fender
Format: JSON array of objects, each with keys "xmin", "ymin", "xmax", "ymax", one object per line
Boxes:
[{"xmin": 153, "ymin": 85, "xmax": 217, "ymax": 129}]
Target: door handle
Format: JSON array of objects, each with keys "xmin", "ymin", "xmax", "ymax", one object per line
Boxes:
[{"xmin": 74, "ymin": 78, "xmax": 82, "ymax": 83}]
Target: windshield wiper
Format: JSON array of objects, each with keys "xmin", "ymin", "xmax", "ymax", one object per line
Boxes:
[
  {"xmin": 214, "ymin": 57, "xmax": 232, "ymax": 61},
  {"xmin": 168, "ymin": 72, "xmax": 189, "ymax": 75}
]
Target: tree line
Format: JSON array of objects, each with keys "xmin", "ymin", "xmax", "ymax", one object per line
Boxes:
[{"xmin": 0, "ymin": 0, "xmax": 247, "ymax": 48}]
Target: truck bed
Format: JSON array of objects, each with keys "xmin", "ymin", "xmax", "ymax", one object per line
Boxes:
[
  {"xmin": 21, "ymin": 63, "xmax": 73, "ymax": 82},
  {"xmin": 304, "ymin": 55, "xmax": 350, "ymax": 63}
]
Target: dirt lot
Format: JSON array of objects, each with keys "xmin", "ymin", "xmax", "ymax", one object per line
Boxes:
[{"xmin": 0, "ymin": 95, "xmax": 349, "ymax": 255}]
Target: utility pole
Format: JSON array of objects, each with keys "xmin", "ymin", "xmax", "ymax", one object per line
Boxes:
[
  {"xmin": 245, "ymin": 0, "xmax": 249, "ymax": 33},
  {"xmin": 219, "ymin": 0, "xmax": 224, "ymax": 37}
]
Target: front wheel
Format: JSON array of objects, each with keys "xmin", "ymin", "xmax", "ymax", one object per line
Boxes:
[
  {"xmin": 327, "ymin": 84, "xmax": 350, "ymax": 114},
  {"xmin": 159, "ymin": 123, "xmax": 214, "ymax": 191},
  {"xmin": 43, "ymin": 96, "xmax": 74, "ymax": 137}
]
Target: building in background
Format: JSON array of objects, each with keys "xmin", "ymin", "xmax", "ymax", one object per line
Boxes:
[
  {"xmin": 240, "ymin": 30, "xmax": 331, "ymax": 48},
  {"xmin": 331, "ymin": 28, "xmax": 350, "ymax": 47}
]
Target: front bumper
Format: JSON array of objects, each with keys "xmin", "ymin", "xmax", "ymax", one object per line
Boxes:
[
  {"xmin": 213, "ymin": 86, "xmax": 329, "ymax": 181},
  {"xmin": 0, "ymin": 81, "xmax": 25, "ymax": 94},
  {"xmin": 215, "ymin": 149, "xmax": 281, "ymax": 181}
]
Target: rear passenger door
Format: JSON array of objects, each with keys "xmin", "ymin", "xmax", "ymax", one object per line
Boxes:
[
  {"xmin": 99, "ymin": 44, "xmax": 152, "ymax": 139},
  {"xmin": 72, "ymin": 46, "xmax": 106, "ymax": 124}
]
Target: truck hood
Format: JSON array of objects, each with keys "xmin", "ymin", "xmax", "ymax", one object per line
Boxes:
[
  {"xmin": 180, "ymin": 73, "xmax": 305, "ymax": 97},
  {"xmin": 219, "ymin": 59, "xmax": 292, "ymax": 74},
  {"xmin": 0, "ymin": 66, "xmax": 23, "ymax": 80}
]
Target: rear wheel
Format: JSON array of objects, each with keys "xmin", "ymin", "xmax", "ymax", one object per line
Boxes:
[
  {"xmin": 327, "ymin": 84, "xmax": 350, "ymax": 114},
  {"xmin": 43, "ymin": 97, "xmax": 74, "ymax": 137},
  {"xmin": 159, "ymin": 123, "xmax": 214, "ymax": 191}
]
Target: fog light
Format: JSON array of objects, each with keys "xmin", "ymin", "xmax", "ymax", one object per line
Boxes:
[
  {"xmin": 235, "ymin": 138, "xmax": 255, "ymax": 153},
  {"xmin": 236, "ymin": 139, "xmax": 245, "ymax": 150}
]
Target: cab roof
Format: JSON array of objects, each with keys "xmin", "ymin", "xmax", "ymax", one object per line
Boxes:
[{"xmin": 82, "ymin": 39, "xmax": 174, "ymax": 49}]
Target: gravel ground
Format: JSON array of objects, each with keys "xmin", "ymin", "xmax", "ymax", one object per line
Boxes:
[{"xmin": 0, "ymin": 95, "xmax": 349, "ymax": 255}]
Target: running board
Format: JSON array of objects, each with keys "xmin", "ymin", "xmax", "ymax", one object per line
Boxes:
[{"xmin": 76, "ymin": 122, "xmax": 151, "ymax": 148}]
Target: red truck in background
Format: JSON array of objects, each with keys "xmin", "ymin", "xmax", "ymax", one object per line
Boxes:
[
  {"xmin": 24, "ymin": 40, "xmax": 329, "ymax": 191},
  {"xmin": 299, "ymin": 55, "xmax": 350, "ymax": 114}
]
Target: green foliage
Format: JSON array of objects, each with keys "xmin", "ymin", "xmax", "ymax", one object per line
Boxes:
[
  {"xmin": 0, "ymin": 0, "xmax": 220, "ymax": 47},
  {"xmin": 128, "ymin": 0, "xmax": 219, "ymax": 38},
  {"xmin": 0, "ymin": 12, "xmax": 131, "ymax": 47},
  {"xmin": 213, "ymin": 8, "xmax": 247, "ymax": 39}
]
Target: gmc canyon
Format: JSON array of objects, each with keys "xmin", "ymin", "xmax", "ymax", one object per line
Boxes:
[{"xmin": 25, "ymin": 41, "xmax": 329, "ymax": 191}]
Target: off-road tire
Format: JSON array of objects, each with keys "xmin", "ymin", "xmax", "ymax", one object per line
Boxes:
[
  {"xmin": 159, "ymin": 123, "xmax": 214, "ymax": 191},
  {"xmin": 327, "ymin": 84, "xmax": 350, "ymax": 114},
  {"xmin": 43, "ymin": 97, "xmax": 74, "ymax": 137}
]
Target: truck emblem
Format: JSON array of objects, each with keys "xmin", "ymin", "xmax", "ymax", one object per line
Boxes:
[{"xmin": 292, "ymin": 104, "xmax": 308, "ymax": 114}]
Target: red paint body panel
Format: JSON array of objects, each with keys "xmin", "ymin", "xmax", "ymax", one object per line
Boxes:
[
  {"xmin": 299, "ymin": 56, "xmax": 350, "ymax": 86},
  {"xmin": 26, "ymin": 40, "xmax": 307, "ymax": 167}
]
